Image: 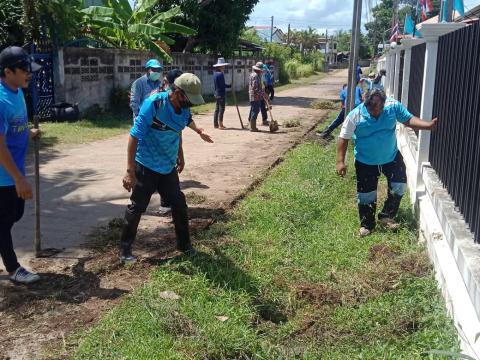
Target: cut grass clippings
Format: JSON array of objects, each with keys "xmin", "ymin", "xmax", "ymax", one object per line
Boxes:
[{"xmin": 73, "ymin": 112, "xmax": 459, "ymax": 360}]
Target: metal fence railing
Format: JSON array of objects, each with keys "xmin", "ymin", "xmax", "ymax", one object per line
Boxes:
[
  {"xmin": 407, "ymin": 43, "xmax": 426, "ymax": 119},
  {"xmin": 430, "ymin": 22, "xmax": 480, "ymax": 243}
]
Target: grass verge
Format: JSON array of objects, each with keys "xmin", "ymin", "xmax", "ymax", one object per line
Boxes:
[
  {"xmin": 36, "ymin": 111, "xmax": 132, "ymax": 149},
  {"xmin": 72, "ymin": 113, "xmax": 458, "ymax": 360}
]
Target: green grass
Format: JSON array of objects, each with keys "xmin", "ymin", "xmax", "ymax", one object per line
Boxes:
[
  {"xmin": 37, "ymin": 111, "xmax": 132, "ymax": 148},
  {"xmin": 72, "ymin": 112, "xmax": 459, "ymax": 360}
]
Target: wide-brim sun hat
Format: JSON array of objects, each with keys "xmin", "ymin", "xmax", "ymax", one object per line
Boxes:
[
  {"xmin": 174, "ymin": 73, "xmax": 205, "ymax": 105},
  {"xmin": 213, "ymin": 57, "xmax": 230, "ymax": 67},
  {"xmin": 252, "ymin": 61, "xmax": 264, "ymax": 71}
]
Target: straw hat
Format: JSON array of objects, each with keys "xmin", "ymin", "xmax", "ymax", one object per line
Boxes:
[{"xmin": 213, "ymin": 57, "xmax": 230, "ymax": 67}]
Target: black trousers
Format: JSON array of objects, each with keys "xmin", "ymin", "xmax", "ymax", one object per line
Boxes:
[
  {"xmin": 265, "ymin": 85, "xmax": 274, "ymax": 100},
  {"xmin": 0, "ymin": 186, "xmax": 23, "ymax": 273},
  {"xmin": 355, "ymin": 152, "xmax": 407, "ymax": 230},
  {"xmin": 213, "ymin": 96, "xmax": 226, "ymax": 127},
  {"xmin": 120, "ymin": 163, "xmax": 191, "ymax": 252}
]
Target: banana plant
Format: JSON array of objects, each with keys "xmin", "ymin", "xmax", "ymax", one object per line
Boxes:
[{"xmin": 81, "ymin": 0, "xmax": 196, "ymax": 62}]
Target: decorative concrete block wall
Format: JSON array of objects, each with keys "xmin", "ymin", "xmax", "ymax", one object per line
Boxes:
[{"xmin": 54, "ymin": 48, "xmax": 271, "ymax": 112}]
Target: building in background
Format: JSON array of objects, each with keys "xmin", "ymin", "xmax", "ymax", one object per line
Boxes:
[{"xmin": 252, "ymin": 26, "xmax": 285, "ymax": 43}]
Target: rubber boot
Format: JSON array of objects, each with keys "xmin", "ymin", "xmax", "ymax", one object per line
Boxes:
[
  {"xmin": 171, "ymin": 206, "xmax": 192, "ymax": 252},
  {"xmin": 358, "ymin": 202, "xmax": 377, "ymax": 230},
  {"xmin": 379, "ymin": 193, "xmax": 403, "ymax": 220},
  {"xmin": 119, "ymin": 208, "xmax": 142, "ymax": 257}
]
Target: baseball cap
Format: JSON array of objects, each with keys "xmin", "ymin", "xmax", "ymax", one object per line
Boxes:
[
  {"xmin": 145, "ymin": 59, "xmax": 163, "ymax": 69},
  {"xmin": 166, "ymin": 69, "xmax": 183, "ymax": 85},
  {"xmin": 174, "ymin": 73, "xmax": 205, "ymax": 105},
  {"xmin": 0, "ymin": 46, "xmax": 42, "ymax": 73}
]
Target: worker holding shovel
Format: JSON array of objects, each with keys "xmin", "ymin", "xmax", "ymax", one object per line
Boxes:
[{"xmin": 0, "ymin": 46, "xmax": 42, "ymax": 284}]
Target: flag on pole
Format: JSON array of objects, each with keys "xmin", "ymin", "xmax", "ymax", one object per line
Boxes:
[
  {"xmin": 404, "ymin": 14, "xmax": 415, "ymax": 34},
  {"xmin": 419, "ymin": 0, "xmax": 434, "ymax": 20},
  {"xmin": 389, "ymin": 22, "xmax": 400, "ymax": 42},
  {"xmin": 454, "ymin": 0, "xmax": 465, "ymax": 16}
]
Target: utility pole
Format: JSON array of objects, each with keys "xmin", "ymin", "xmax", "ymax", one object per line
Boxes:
[
  {"xmin": 446, "ymin": 0, "xmax": 453, "ymax": 22},
  {"xmin": 346, "ymin": 0, "xmax": 362, "ymax": 113},
  {"xmin": 270, "ymin": 16, "xmax": 274, "ymax": 43},
  {"xmin": 287, "ymin": 23, "xmax": 291, "ymax": 45},
  {"xmin": 325, "ymin": 29, "xmax": 329, "ymax": 72}
]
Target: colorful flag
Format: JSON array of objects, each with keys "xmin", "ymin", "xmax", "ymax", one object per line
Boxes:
[
  {"xmin": 419, "ymin": 0, "xmax": 434, "ymax": 20},
  {"xmin": 389, "ymin": 22, "xmax": 400, "ymax": 42},
  {"xmin": 454, "ymin": 0, "xmax": 465, "ymax": 16},
  {"xmin": 404, "ymin": 14, "xmax": 415, "ymax": 34}
]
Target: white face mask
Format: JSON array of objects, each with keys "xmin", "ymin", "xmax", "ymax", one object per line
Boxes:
[{"xmin": 148, "ymin": 71, "xmax": 161, "ymax": 82}]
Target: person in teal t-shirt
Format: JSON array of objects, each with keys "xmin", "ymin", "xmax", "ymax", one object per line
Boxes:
[
  {"xmin": 336, "ymin": 89, "xmax": 438, "ymax": 237},
  {"xmin": 0, "ymin": 46, "xmax": 42, "ymax": 284}
]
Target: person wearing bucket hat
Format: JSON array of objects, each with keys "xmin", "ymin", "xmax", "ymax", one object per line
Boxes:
[
  {"xmin": 0, "ymin": 46, "xmax": 42, "ymax": 284},
  {"xmin": 212, "ymin": 57, "xmax": 231, "ymax": 129},
  {"xmin": 248, "ymin": 61, "xmax": 269, "ymax": 131},
  {"xmin": 120, "ymin": 73, "xmax": 208, "ymax": 264},
  {"xmin": 129, "ymin": 58, "xmax": 163, "ymax": 119}
]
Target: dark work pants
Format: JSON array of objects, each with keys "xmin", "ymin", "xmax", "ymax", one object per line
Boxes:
[
  {"xmin": 0, "ymin": 186, "xmax": 23, "ymax": 273},
  {"xmin": 120, "ymin": 163, "xmax": 191, "ymax": 252},
  {"xmin": 213, "ymin": 96, "xmax": 226, "ymax": 127},
  {"xmin": 260, "ymin": 99, "xmax": 268, "ymax": 123},
  {"xmin": 249, "ymin": 101, "xmax": 260, "ymax": 128},
  {"xmin": 355, "ymin": 152, "xmax": 407, "ymax": 230},
  {"xmin": 324, "ymin": 108, "xmax": 346, "ymax": 134},
  {"xmin": 265, "ymin": 85, "xmax": 274, "ymax": 100}
]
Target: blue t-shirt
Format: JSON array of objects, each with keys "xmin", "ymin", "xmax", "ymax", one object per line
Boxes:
[
  {"xmin": 263, "ymin": 70, "xmax": 273, "ymax": 86},
  {"xmin": 339, "ymin": 98, "xmax": 413, "ymax": 165},
  {"xmin": 0, "ymin": 82, "xmax": 29, "ymax": 186},
  {"xmin": 340, "ymin": 88, "xmax": 347, "ymax": 106},
  {"xmin": 340, "ymin": 86, "xmax": 362, "ymax": 107},
  {"xmin": 130, "ymin": 92, "xmax": 190, "ymax": 174}
]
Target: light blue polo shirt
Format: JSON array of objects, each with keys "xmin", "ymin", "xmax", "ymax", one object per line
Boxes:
[
  {"xmin": 0, "ymin": 81, "xmax": 29, "ymax": 186},
  {"xmin": 339, "ymin": 98, "xmax": 413, "ymax": 165},
  {"xmin": 130, "ymin": 92, "xmax": 190, "ymax": 174}
]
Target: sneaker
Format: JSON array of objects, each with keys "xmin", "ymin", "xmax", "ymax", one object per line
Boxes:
[
  {"xmin": 120, "ymin": 249, "xmax": 137, "ymax": 265},
  {"xmin": 158, "ymin": 205, "xmax": 172, "ymax": 216},
  {"xmin": 359, "ymin": 227, "xmax": 372, "ymax": 237},
  {"xmin": 316, "ymin": 131, "xmax": 332, "ymax": 139},
  {"xmin": 179, "ymin": 246, "xmax": 198, "ymax": 256},
  {"xmin": 379, "ymin": 218, "xmax": 400, "ymax": 231},
  {"xmin": 10, "ymin": 267, "xmax": 40, "ymax": 284}
]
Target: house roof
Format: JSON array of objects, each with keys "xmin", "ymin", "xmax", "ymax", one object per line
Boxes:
[{"xmin": 252, "ymin": 26, "xmax": 285, "ymax": 42}]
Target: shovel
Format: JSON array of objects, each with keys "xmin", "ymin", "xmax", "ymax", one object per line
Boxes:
[{"xmin": 264, "ymin": 97, "xmax": 278, "ymax": 132}]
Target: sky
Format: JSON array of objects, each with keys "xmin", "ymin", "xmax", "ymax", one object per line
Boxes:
[
  {"xmin": 246, "ymin": 0, "xmax": 480, "ymax": 33},
  {"xmin": 125, "ymin": 0, "xmax": 480, "ymax": 33}
]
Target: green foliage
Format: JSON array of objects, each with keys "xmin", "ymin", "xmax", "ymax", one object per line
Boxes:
[
  {"xmin": 302, "ymin": 51, "xmax": 324, "ymax": 72},
  {"xmin": 262, "ymin": 42, "xmax": 294, "ymax": 83},
  {"xmin": 240, "ymin": 27, "xmax": 263, "ymax": 45},
  {"xmin": 0, "ymin": 0, "xmax": 24, "ymax": 48},
  {"xmin": 82, "ymin": 1, "xmax": 196, "ymax": 62},
  {"xmin": 336, "ymin": 29, "xmax": 372, "ymax": 59},
  {"xmin": 151, "ymin": 0, "xmax": 259, "ymax": 56},
  {"xmin": 285, "ymin": 60, "xmax": 314, "ymax": 79}
]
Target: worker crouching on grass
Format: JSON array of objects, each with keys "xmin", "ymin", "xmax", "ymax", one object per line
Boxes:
[
  {"xmin": 120, "ymin": 73, "xmax": 210, "ymax": 264},
  {"xmin": 336, "ymin": 89, "xmax": 438, "ymax": 237}
]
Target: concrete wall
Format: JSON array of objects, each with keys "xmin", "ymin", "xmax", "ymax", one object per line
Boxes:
[{"xmin": 54, "ymin": 47, "xmax": 269, "ymax": 112}]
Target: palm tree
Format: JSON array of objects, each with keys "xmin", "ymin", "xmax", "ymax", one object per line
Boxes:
[{"xmin": 81, "ymin": 0, "xmax": 196, "ymax": 62}]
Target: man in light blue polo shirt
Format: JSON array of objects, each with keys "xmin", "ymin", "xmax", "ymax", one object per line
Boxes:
[
  {"xmin": 120, "ymin": 73, "xmax": 210, "ymax": 264},
  {"xmin": 130, "ymin": 59, "xmax": 163, "ymax": 119},
  {"xmin": 336, "ymin": 89, "xmax": 438, "ymax": 237}
]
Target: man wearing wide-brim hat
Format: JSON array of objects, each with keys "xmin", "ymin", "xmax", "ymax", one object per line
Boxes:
[
  {"xmin": 213, "ymin": 57, "xmax": 231, "ymax": 129},
  {"xmin": 248, "ymin": 61, "xmax": 268, "ymax": 131}
]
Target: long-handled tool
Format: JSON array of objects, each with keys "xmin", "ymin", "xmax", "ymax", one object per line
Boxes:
[
  {"xmin": 231, "ymin": 58, "xmax": 245, "ymax": 129},
  {"xmin": 264, "ymin": 96, "xmax": 279, "ymax": 132},
  {"xmin": 33, "ymin": 115, "xmax": 41, "ymax": 257}
]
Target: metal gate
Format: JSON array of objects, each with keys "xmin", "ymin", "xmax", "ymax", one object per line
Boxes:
[{"xmin": 26, "ymin": 40, "xmax": 55, "ymax": 120}]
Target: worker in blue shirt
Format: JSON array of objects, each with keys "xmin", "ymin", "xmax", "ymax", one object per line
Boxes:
[
  {"xmin": 213, "ymin": 57, "xmax": 231, "ymax": 129},
  {"xmin": 0, "ymin": 46, "xmax": 42, "ymax": 283},
  {"xmin": 356, "ymin": 63, "xmax": 363, "ymax": 82},
  {"xmin": 120, "ymin": 73, "xmax": 211, "ymax": 264},
  {"xmin": 130, "ymin": 59, "xmax": 163, "ymax": 119},
  {"xmin": 263, "ymin": 63, "xmax": 274, "ymax": 101},
  {"xmin": 317, "ymin": 82, "xmax": 363, "ymax": 139},
  {"xmin": 336, "ymin": 89, "xmax": 438, "ymax": 237}
]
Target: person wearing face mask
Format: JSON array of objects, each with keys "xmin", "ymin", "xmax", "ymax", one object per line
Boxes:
[
  {"xmin": 130, "ymin": 59, "xmax": 163, "ymax": 120},
  {"xmin": 120, "ymin": 73, "xmax": 208, "ymax": 264}
]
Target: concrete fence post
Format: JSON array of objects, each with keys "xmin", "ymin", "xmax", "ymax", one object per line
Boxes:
[{"xmin": 414, "ymin": 23, "xmax": 465, "ymax": 195}]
